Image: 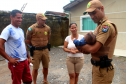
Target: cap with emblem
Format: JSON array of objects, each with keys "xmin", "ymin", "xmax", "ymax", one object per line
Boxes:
[
  {"xmin": 36, "ymin": 13, "xmax": 47, "ymax": 20},
  {"xmin": 83, "ymin": 0, "xmax": 103, "ymax": 15}
]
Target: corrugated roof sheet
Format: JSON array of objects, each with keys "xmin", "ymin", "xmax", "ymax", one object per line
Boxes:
[{"xmin": 45, "ymin": 11, "xmax": 68, "ymax": 16}]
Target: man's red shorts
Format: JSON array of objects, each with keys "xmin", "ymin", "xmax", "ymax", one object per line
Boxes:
[{"xmin": 8, "ymin": 59, "xmax": 32, "ymax": 84}]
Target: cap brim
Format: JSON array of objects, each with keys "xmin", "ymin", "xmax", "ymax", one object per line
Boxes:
[
  {"xmin": 83, "ymin": 8, "xmax": 96, "ymax": 15},
  {"xmin": 41, "ymin": 17, "xmax": 47, "ymax": 20},
  {"xmin": 83, "ymin": 12, "xmax": 87, "ymax": 15}
]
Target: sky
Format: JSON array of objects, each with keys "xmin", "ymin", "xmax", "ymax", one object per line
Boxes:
[{"xmin": 0, "ymin": 0, "xmax": 70, "ymax": 13}]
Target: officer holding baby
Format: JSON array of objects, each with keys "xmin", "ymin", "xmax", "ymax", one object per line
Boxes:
[{"xmin": 78, "ymin": 0, "xmax": 118, "ymax": 84}]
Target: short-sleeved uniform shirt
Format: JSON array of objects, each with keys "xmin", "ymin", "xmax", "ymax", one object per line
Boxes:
[
  {"xmin": 26, "ymin": 23, "xmax": 51, "ymax": 47},
  {"xmin": 26, "ymin": 23, "xmax": 51, "ymax": 39},
  {"xmin": 94, "ymin": 17, "xmax": 115, "ymax": 45},
  {"xmin": 93, "ymin": 17, "xmax": 117, "ymax": 60},
  {"xmin": 0, "ymin": 24, "xmax": 27, "ymax": 61}
]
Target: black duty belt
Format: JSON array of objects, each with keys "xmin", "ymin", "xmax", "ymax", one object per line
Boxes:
[
  {"xmin": 91, "ymin": 59, "xmax": 112, "ymax": 66},
  {"xmin": 33, "ymin": 46, "xmax": 48, "ymax": 50},
  {"xmin": 91, "ymin": 56, "xmax": 114, "ymax": 72},
  {"xmin": 91, "ymin": 58, "xmax": 112, "ymax": 67},
  {"xmin": 91, "ymin": 59, "xmax": 101, "ymax": 66}
]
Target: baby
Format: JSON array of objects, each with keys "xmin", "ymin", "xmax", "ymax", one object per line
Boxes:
[{"xmin": 73, "ymin": 32, "xmax": 96, "ymax": 47}]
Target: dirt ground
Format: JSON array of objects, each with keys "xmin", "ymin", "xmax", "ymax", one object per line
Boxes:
[{"xmin": 0, "ymin": 47, "xmax": 126, "ymax": 84}]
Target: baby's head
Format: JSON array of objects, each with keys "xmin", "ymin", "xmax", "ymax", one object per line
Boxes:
[{"xmin": 85, "ymin": 32, "xmax": 96, "ymax": 45}]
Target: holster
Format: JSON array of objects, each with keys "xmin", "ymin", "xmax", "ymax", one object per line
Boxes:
[
  {"xmin": 91, "ymin": 55, "xmax": 114, "ymax": 72},
  {"xmin": 29, "ymin": 48, "xmax": 33, "ymax": 57},
  {"xmin": 99, "ymin": 55, "xmax": 112, "ymax": 68},
  {"xmin": 27, "ymin": 45, "xmax": 34, "ymax": 57},
  {"xmin": 91, "ymin": 55, "xmax": 112, "ymax": 68},
  {"xmin": 47, "ymin": 43, "xmax": 51, "ymax": 51}
]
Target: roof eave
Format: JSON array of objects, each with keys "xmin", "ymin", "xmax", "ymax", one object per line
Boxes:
[{"xmin": 63, "ymin": 0, "xmax": 85, "ymax": 11}]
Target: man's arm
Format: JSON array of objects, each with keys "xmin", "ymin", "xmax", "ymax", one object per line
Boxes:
[
  {"xmin": 25, "ymin": 43, "xmax": 31, "ymax": 64},
  {"xmin": 48, "ymin": 35, "xmax": 50, "ymax": 41},
  {"xmin": 48, "ymin": 27, "xmax": 51, "ymax": 41},
  {"xmin": 25, "ymin": 26, "xmax": 34, "ymax": 45},
  {"xmin": 25, "ymin": 34, "xmax": 32, "ymax": 45},
  {"xmin": 77, "ymin": 41, "xmax": 102, "ymax": 54},
  {"xmin": 0, "ymin": 38, "xmax": 19, "ymax": 65}
]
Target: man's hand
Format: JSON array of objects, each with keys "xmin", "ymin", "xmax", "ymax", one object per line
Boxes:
[
  {"xmin": 8, "ymin": 57, "xmax": 19, "ymax": 66},
  {"xmin": 27, "ymin": 57, "xmax": 32, "ymax": 65},
  {"xmin": 77, "ymin": 46, "xmax": 90, "ymax": 54}
]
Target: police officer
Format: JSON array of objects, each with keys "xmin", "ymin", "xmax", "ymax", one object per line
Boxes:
[
  {"xmin": 78, "ymin": 0, "xmax": 118, "ymax": 84},
  {"xmin": 25, "ymin": 13, "xmax": 51, "ymax": 84}
]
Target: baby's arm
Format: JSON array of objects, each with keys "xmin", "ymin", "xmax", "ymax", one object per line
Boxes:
[
  {"xmin": 73, "ymin": 38, "xmax": 87, "ymax": 47},
  {"xmin": 79, "ymin": 38, "xmax": 87, "ymax": 46},
  {"xmin": 73, "ymin": 39, "xmax": 80, "ymax": 47}
]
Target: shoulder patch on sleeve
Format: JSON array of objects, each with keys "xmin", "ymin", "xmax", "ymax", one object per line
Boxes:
[
  {"xmin": 28, "ymin": 28, "xmax": 32, "ymax": 31},
  {"xmin": 102, "ymin": 23, "xmax": 110, "ymax": 32}
]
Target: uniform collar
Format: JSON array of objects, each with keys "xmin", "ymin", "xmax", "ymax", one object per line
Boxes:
[
  {"xmin": 98, "ymin": 17, "xmax": 108, "ymax": 24},
  {"xmin": 35, "ymin": 22, "xmax": 45, "ymax": 28}
]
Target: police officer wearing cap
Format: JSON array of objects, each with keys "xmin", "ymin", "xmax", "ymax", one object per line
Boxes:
[
  {"xmin": 26, "ymin": 13, "xmax": 51, "ymax": 84},
  {"xmin": 78, "ymin": 0, "xmax": 118, "ymax": 84}
]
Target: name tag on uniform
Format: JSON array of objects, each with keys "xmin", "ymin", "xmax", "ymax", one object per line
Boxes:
[{"xmin": 36, "ymin": 32, "xmax": 41, "ymax": 34}]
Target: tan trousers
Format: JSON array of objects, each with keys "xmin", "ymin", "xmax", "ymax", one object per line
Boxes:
[
  {"xmin": 92, "ymin": 62, "xmax": 115, "ymax": 84},
  {"xmin": 32, "ymin": 49, "xmax": 50, "ymax": 69}
]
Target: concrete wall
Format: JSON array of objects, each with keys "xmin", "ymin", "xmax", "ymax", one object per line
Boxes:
[
  {"xmin": 69, "ymin": 0, "xmax": 126, "ymax": 50},
  {"xmin": 0, "ymin": 11, "xmax": 69, "ymax": 47}
]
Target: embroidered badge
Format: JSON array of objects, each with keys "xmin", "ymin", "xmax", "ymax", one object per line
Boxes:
[
  {"xmin": 87, "ymin": 2, "xmax": 91, "ymax": 8},
  {"xmin": 45, "ymin": 32, "xmax": 47, "ymax": 35},
  {"xmin": 36, "ymin": 32, "xmax": 41, "ymax": 34},
  {"xmin": 42, "ymin": 14, "xmax": 45, "ymax": 17},
  {"xmin": 28, "ymin": 28, "xmax": 32, "ymax": 31},
  {"xmin": 102, "ymin": 23, "xmax": 110, "ymax": 32}
]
